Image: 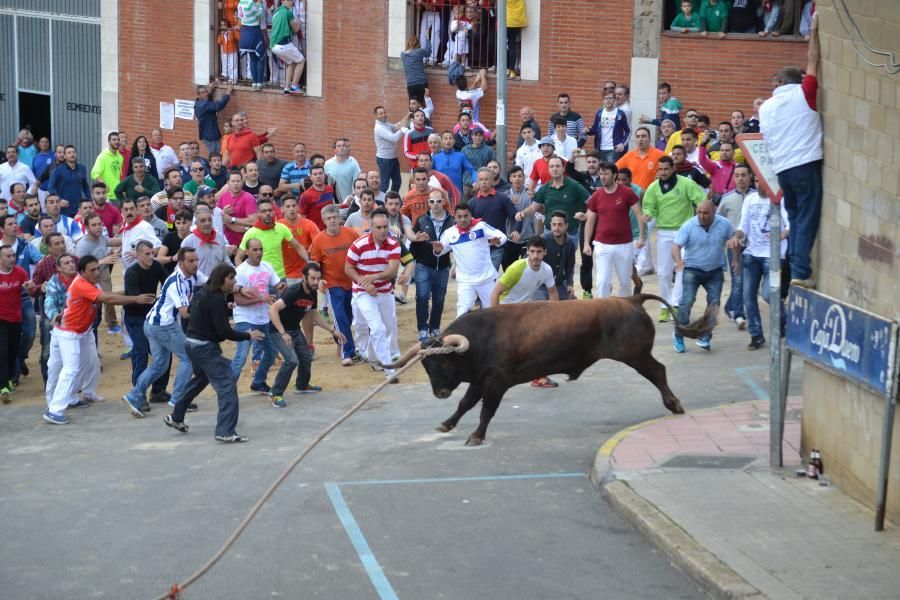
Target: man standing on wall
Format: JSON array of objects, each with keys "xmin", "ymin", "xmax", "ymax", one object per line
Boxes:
[{"xmin": 760, "ymin": 14, "xmax": 822, "ymax": 288}]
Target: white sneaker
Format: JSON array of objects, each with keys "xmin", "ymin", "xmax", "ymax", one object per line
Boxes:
[{"xmin": 735, "ymin": 317, "xmax": 747, "ymax": 330}]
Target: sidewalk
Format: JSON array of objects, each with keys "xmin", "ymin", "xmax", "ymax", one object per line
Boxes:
[{"xmin": 594, "ymin": 398, "xmax": 900, "ymax": 600}]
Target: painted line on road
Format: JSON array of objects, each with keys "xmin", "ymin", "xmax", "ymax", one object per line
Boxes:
[
  {"xmin": 735, "ymin": 366, "xmax": 769, "ymax": 401},
  {"xmin": 336, "ymin": 472, "xmax": 585, "ymax": 486},
  {"xmin": 324, "ymin": 482, "xmax": 400, "ymax": 600}
]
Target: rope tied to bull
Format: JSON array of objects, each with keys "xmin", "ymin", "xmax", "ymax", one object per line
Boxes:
[{"xmin": 153, "ymin": 334, "xmax": 469, "ymax": 600}]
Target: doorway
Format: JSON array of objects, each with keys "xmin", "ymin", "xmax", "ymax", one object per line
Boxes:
[{"xmin": 18, "ymin": 92, "xmax": 51, "ymax": 142}]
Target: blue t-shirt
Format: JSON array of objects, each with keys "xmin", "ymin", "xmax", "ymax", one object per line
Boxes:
[{"xmin": 674, "ymin": 214, "xmax": 734, "ymax": 271}]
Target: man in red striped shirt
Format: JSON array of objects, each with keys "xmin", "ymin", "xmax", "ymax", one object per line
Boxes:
[{"xmin": 344, "ymin": 209, "xmax": 401, "ymax": 381}]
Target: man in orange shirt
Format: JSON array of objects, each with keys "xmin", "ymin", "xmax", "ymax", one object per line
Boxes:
[
  {"xmin": 402, "ymin": 167, "xmax": 451, "ymax": 225},
  {"xmin": 309, "ymin": 204, "xmax": 360, "ymax": 366},
  {"xmin": 616, "ymin": 126, "xmax": 665, "ymax": 191},
  {"xmin": 226, "ymin": 112, "xmax": 277, "ymax": 168},
  {"xmin": 44, "ymin": 255, "xmax": 155, "ymax": 425},
  {"xmin": 279, "ymin": 195, "xmax": 320, "ymax": 348}
]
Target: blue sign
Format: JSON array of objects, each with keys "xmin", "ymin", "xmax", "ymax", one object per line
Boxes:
[{"xmin": 786, "ymin": 287, "xmax": 898, "ymax": 396}]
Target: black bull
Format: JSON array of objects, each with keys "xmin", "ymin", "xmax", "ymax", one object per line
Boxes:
[{"xmin": 382, "ymin": 294, "xmax": 715, "ymax": 446}]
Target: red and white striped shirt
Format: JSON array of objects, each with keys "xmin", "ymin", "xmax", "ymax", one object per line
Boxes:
[{"xmin": 345, "ymin": 233, "xmax": 401, "ymax": 294}]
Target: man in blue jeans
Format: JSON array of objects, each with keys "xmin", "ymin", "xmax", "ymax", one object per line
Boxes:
[
  {"xmin": 373, "ymin": 106, "xmax": 408, "ymax": 193},
  {"xmin": 671, "ymin": 200, "xmax": 734, "ymax": 353},
  {"xmin": 410, "ymin": 189, "xmax": 454, "ymax": 342},
  {"xmin": 759, "ymin": 14, "xmax": 821, "ymax": 288},
  {"xmin": 121, "ymin": 247, "xmax": 206, "ymax": 417},
  {"xmin": 728, "ymin": 188, "xmax": 790, "ymax": 351},
  {"xmin": 267, "ymin": 262, "xmax": 345, "ymax": 407},
  {"xmin": 230, "ymin": 238, "xmax": 283, "ymax": 392}
]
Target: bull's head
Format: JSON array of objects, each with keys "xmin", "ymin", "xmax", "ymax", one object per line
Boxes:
[{"xmin": 377, "ymin": 334, "xmax": 470, "ymax": 399}]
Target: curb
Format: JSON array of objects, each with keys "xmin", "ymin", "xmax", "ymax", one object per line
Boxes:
[{"xmin": 592, "ymin": 401, "xmax": 767, "ymax": 600}]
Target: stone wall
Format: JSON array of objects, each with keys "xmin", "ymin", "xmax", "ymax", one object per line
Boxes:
[{"xmin": 802, "ymin": 0, "xmax": 900, "ymax": 522}]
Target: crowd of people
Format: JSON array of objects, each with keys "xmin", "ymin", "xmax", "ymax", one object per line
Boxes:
[{"xmin": 0, "ymin": 6, "xmax": 822, "ymax": 442}]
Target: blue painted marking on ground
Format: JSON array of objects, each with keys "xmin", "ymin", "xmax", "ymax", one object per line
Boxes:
[
  {"xmin": 336, "ymin": 472, "xmax": 586, "ymax": 486},
  {"xmin": 735, "ymin": 366, "xmax": 769, "ymax": 400},
  {"xmin": 324, "ymin": 482, "xmax": 400, "ymax": 600}
]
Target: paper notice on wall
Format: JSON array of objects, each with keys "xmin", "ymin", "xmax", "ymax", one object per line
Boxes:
[
  {"xmin": 159, "ymin": 102, "xmax": 175, "ymax": 130},
  {"xmin": 175, "ymin": 99, "xmax": 195, "ymax": 120}
]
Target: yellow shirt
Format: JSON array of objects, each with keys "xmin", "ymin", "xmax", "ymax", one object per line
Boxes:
[{"xmin": 507, "ymin": 0, "xmax": 527, "ymax": 28}]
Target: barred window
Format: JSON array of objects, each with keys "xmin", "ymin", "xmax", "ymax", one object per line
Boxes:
[
  {"xmin": 663, "ymin": 0, "xmax": 814, "ymax": 39},
  {"xmin": 211, "ymin": 0, "xmax": 309, "ymax": 90}
]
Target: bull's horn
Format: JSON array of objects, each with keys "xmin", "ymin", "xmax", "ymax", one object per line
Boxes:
[
  {"xmin": 377, "ymin": 342, "xmax": 422, "ymax": 369},
  {"xmin": 441, "ymin": 334, "xmax": 469, "ymax": 353}
]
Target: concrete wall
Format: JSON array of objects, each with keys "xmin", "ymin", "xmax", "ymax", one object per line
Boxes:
[{"xmin": 801, "ymin": 0, "xmax": 900, "ymax": 523}]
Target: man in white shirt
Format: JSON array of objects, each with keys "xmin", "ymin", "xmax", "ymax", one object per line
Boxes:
[
  {"xmin": 149, "ymin": 129, "xmax": 179, "ymax": 180},
  {"xmin": 515, "ymin": 123, "xmax": 542, "ymax": 182},
  {"xmin": 455, "ymin": 68, "xmax": 487, "ymax": 123},
  {"xmin": 551, "ymin": 118, "xmax": 578, "ymax": 162},
  {"xmin": 373, "ymin": 105, "xmax": 409, "ymax": 193},
  {"xmin": 0, "ymin": 145, "xmax": 36, "ymax": 202},
  {"xmin": 230, "ymin": 237, "xmax": 282, "ymax": 392},
  {"xmin": 433, "ymin": 202, "xmax": 506, "ymax": 316},
  {"xmin": 119, "ymin": 197, "xmax": 161, "ymax": 270},
  {"xmin": 324, "ymin": 138, "xmax": 362, "ymax": 201}
]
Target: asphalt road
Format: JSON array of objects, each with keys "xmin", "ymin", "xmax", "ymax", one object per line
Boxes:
[{"xmin": 0, "ymin": 311, "xmax": 800, "ymax": 599}]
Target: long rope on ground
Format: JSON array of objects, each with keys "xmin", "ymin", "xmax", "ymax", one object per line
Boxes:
[{"xmin": 153, "ymin": 350, "xmax": 445, "ymax": 600}]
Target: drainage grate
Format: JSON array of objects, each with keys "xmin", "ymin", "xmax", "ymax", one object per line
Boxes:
[{"xmin": 659, "ymin": 455, "xmax": 757, "ymax": 469}]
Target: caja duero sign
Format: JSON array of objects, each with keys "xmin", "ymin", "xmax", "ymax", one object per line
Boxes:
[{"xmin": 786, "ymin": 286, "xmax": 898, "ymax": 396}]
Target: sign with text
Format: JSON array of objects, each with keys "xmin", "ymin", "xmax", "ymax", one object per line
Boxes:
[
  {"xmin": 175, "ymin": 99, "xmax": 195, "ymax": 120},
  {"xmin": 736, "ymin": 133, "xmax": 782, "ymax": 204},
  {"xmin": 786, "ymin": 286, "xmax": 898, "ymax": 396}
]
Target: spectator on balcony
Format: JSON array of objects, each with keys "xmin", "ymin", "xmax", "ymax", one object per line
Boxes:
[
  {"xmin": 506, "ymin": 0, "xmax": 527, "ymax": 77},
  {"xmin": 700, "ymin": 0, "xmax": 729, "ymax": 38},
  {"xmin": 759, "ymin": 1, "xmax": 782, "ymax": 37},
  {"xmin": 799, "ymin": 1, "xmax": 814, "ymax": 39},
  {"xmin": 194, "ymin": 82, "xmax": 232, "ymax": 156},
  {"xmin": 772, "ymin": 0, "xmax": 795, "ymax": 37},
  {"xmin": 671, "ymin": 0, "xmax": 702, "ymax": 32},
  {"xmin": 449, "ymin": 4, "xmax": 473, "ymax": 67},
  {"xmin": 217, "ymin": 20, "xmax": 241, "ymax": 82},
  {"xmin": 270, "ymin": 0, "xmax": 305, "ymax": 95},
  {"xmin": 470, "ymin": 5, "xmax": 496, "ymax": 69},
  {"xmin": 548, "ymin": 93, "xmax": 585, "ymax": 148},
  {"xmin": 416, "ymin": 1, "xmax": 441, "ymax": 66},
  {"xmin": 237, "ymin": 0, "xmax": 267, "ymax": 90},
  {"xmin": 403, "ymin": 110, "xmax": 434, "ymax": 171},
  {"xmin": 402, "ymin": 36, "xmax": 429, "ymax": 106},
  {"xmin": 729, "ymin": 0, "xmax": 760, "ymax": 33}
]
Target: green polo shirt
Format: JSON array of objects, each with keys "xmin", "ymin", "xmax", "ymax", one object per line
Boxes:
[
  {"xmin": 700, "ymin": 0, "xmax": 729, "ymax": 33},
  {"xmin": 239, "ymin": 223, "xmax": 294, "ymax": 278},
  {"xmin": 533, "ymin": 177, "xmax": 590, "ymax": 234}
]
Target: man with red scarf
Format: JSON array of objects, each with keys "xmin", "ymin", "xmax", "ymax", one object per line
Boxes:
[
  {"xmin": 119, "ymin": 197, "xmax": 160, "ymax": 270},
  {"xmin": 234, "ymin": 197, "xmax": 308, "ymax": 279},
  {"xmin": 148, "ymin": 129, "xmax": 179, "ymax": 180},
  {"xmin": 180, "ymin": 208, "xmax": 232, "ymax": 278}
]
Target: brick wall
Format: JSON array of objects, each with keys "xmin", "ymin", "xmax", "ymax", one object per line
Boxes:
[
  {"xmin": 118, "ymin": 1, "xmax": 807, "ymax": 169},
  {"xmin": 799, "ymin": 1, "xmax": 900, "ymax": 523},
  {"xmin": 659, "ymin": 33, "xmax": 808, "ymax": 125}
]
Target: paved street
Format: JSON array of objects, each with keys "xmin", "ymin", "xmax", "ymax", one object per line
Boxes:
[{"xmin": 0, "ymin": 304, "xmax": 798, "ymax": 599}]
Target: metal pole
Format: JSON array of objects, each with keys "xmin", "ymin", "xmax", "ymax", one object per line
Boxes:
[
  {"xmin": 495, "ymin": 0, "xmax": 508, "ymax": 177},
  {"xmin": 875, "ymin": 333, "xmax": 898, "ymax": 531},
  {"xmin": 769, "ymin": 203, "xmax": 783, "ymax": 468}
]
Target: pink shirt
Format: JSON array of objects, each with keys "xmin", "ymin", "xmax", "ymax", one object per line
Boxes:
[
  {"xmin": 218, "ymin": 191, "xmax": 258, "ymax": 245},
  {"xmin": 92, "ymin": 201, "xmax": 123, "ymax": 238}
]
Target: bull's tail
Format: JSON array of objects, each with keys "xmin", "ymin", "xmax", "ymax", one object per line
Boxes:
[{"xmin": 632, "ymin": 293, "xmax": 718, "ymax": 340}]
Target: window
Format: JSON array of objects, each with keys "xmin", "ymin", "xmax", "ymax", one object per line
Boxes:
[
  {"xmin": 664, "ymin": 0, "xmax": 814, "ymax": 39},
  {"xmin": 211, "ymin": 0, "xmax": 308, "ymax": 90}
]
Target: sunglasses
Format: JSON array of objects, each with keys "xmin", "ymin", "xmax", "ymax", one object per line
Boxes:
[
  {"xmin": 260, "ymin": 193, "xmax": 274, "ymax": 197},
  {"xmin": 190, "ymin": 168, "xmax": 203, "ymax": 172},
  {"xmin": 428, "ymin": 200, "xmax": 443, "ymax": 204},
  {"xmin": 686, "ymin": 114, "xmax": 699, "ymax": 119}
]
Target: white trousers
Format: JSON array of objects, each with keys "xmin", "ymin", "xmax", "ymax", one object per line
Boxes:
[
  {"xmin": 419, "ymin": 11, "xmax": 441, "ymax": 62},
  {"xmin": 656, "ymin": 229, "xmax": 684, "ymax": 308},
  {"xmin": 45, "ymin": 329, "xmax": 100, "ymax": 415},
  {"xmin": 456, "ymin": 278, "xmax": 495, "ymax": 317},
  {"xmin": 593, "ymin": 241, "xmax": 635, "ymax": 298},
  {"xmin": 220, "ymin": 51, "xmax": 238, "ymax": 82},
  {"xmin": 352, "ymin": 292, "xmax": 399, "ymax": 374},
  {"xmin": 635, "ymin": 222, "xmax": 654, "ymax": 273}
]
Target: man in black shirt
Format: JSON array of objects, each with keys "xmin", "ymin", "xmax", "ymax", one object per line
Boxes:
[
  {"xmin": 267, "ymin": 262, "xmax": 344, "ymax": 407},
  {"xmin": 18, "ymin": 194, "xmax": 43, "ymax": 238},
  {"xmin": 538, "ymin": 211, "xmax": 576, "ymax": 300},
  {"xmin": 166, "ymin": 263, "xmax": 264, "ymax": 442},
  {"xmin": 123, "ymin": 240, "xmax": 168, "ymax": 409}
]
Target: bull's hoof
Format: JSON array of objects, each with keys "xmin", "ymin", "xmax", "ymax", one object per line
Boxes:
[
  {"xmin": 465, "ymin": 434, "xmax": 484, "ymax": 446},
  {"xmin": 435, "ymin": 423, "xmax": 454, "ymax": 433},
  {"xmin": 669, "ymin": 401, "xmax": 686, "ymax": 415}
]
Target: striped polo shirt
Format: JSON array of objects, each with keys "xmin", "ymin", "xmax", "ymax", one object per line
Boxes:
[
  {"xmin": 345, "ymin": 233, "xmax": 400, "ymax": 295},
  {"xmin": 146, "ymin": 267, "xmax": 208, "ymax": 327}
]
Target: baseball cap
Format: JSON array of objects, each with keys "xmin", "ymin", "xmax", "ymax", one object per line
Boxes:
[
  {"xmin": 538, "ymin": 136, "xmax": 555, "ymax": 147},
  {"xmin": 196, "ymin": 185, "xmax": 214, "ymax": 198}
]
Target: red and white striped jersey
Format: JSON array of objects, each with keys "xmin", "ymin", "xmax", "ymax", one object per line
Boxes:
[{"xmin": 345, "ymin": 233, "xmax": 401, "ymax": 294}]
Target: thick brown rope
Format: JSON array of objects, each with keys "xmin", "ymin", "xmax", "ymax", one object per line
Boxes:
[{"xmin": 154, "ymin": 355, "xmax": 429, "ymax": 600}]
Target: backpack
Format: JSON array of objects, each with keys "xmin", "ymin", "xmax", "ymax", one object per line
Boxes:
[{"xmin": 448, "ymin": 60, "xmax": 465, "ymax": 86}]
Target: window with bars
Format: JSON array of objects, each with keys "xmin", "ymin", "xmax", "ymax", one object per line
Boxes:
[
  {"xmin": 408, "ymin": 1, "xmax": 526, "ymax": 76},
  {"xmin": 663, "ymin": 0, "xmax": 814, "ymax": 38},
  {"xmin": 211, "ymin": 0, "xmax": 308, "ymax": 89}
]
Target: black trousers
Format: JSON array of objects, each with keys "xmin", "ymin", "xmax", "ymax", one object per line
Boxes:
[
  {"xmin": 579, "ymin": 222, "xmax": 593, "ymax": 293},
  {"xmin": 0, "ymin": 320, "xmax": 22, "ymax": 388}
]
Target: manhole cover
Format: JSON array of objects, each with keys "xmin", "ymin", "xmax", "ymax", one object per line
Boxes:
[{"xmin": 659, "ymin": 455, "xmax": 757, "ymax": 469}]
